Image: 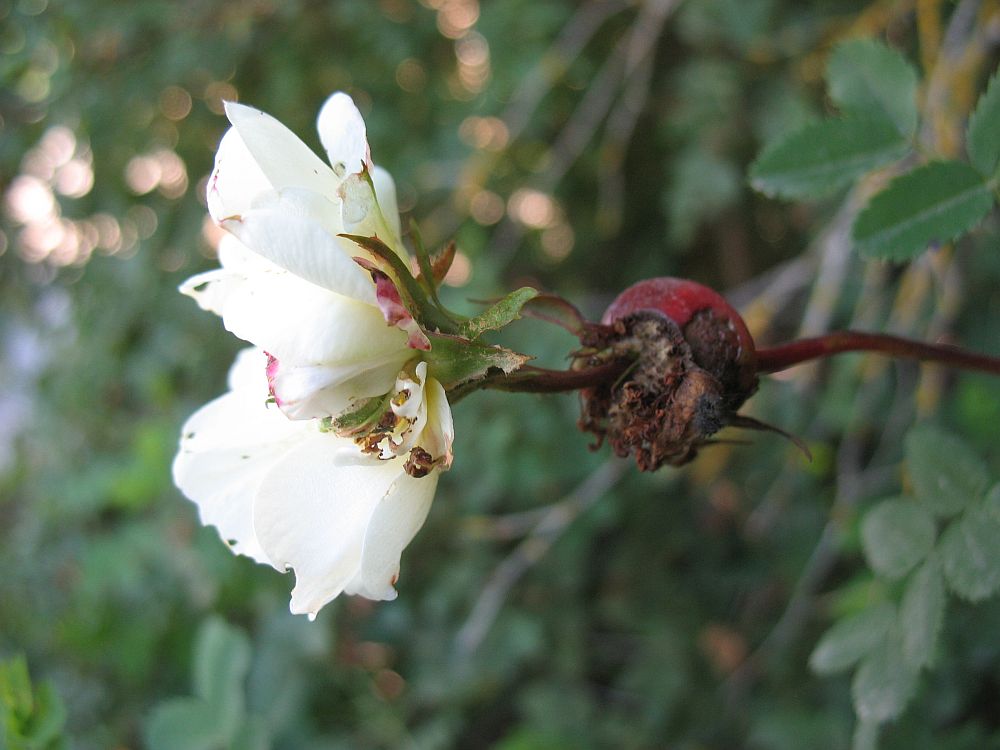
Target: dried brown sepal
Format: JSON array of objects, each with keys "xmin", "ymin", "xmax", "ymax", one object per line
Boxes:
[
  {"xmin": 430, "ymin": 240, "xmax": 457, "ymax": 285},
  {"xmin": 404, "ymin": 447, "xmax": 435, "ymax": 478},
  {"xmin": 577, "ymin": 311, "xmax": 758, "ymax": 470}
]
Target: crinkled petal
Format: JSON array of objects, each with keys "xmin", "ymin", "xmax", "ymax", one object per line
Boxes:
[
  {"xmin": 182, "ymin": 238, "xmax": 408, "ymax": 366},
  {"xmin": 173, "ymin": 349, "xmax": 307, "ymax": 564},
  {"xmin": 221, "ymin": 208, "xmax": 377, "ymax": 304},
  {"xmin": 224, "ymin": 101, "xmax": 340, "ymax": 200},
  {"xmin": 316, "ymin": 92, "xmax": 371, "ymax": 177},
  {"xmin": 348, "ymin": 471, "xmax": 438, "ymax": 600},
  {"xmin": 252, "ymin": 439, "xmax": 407, "ymax": 617},
  {"xmin": 207, "ymin": 128, "xmax": 272, "ymax": 223}
]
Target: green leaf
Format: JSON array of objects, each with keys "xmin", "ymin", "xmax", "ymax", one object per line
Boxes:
[
  {"xmin": 0, "ymin": 656, "xmax": 33, "ymax": 721},
  {"xmin": 860, "ymin": 498, "xmax": 936, "ymax": 580},
  {"xmin": 461, "ymin": 287, "xmax": 539, "ymax": 339},
  {"xmin": 192, "ymin": 617, "xmax": 251, "ymax": 739},
  {"xmin": 826, "ymin": 38, "xmax": 918, "ymax": 136},
  {"xmin": 809, "ymin": 601, "xmax": 895, "ymax": 675},
  {"xmin": 899, "ymin": 557, "xmax": 945, "ymax": 670},
  {"xmin": 905, "ymin": 425, "xmax": 989, "ymax": 517},
  {"xmin": 21, "ymin": 682, "xmax": 67, "ymax": 746},
  {"xmin": 749, "ymin": 117, "xmax": 908, "ymax": 200},
  {"xmin": 967, "ymin": 68, "xmax": 1000, "ymax": 176},
  {"xmin": 851, "ymin": 631, "xmax": 919, "ymax": 723},
  {"xmin": 938, "ymin": 506, "xmax": 1000, "ymax": 602},
  {"xmin": 425, "ymin": 332, "xmax": 531, "ymax": 390},
  {"xmin": 853, "ymin": 160, "xmax": 994, "ymax": 261},
  {"xmin": 145, "ymin": 698, "xmax": 228, "ymax": 750}
]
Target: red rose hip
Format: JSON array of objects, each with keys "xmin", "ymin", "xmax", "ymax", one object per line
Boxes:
[{"xmin": 578, "ymin": 277, "xmax": 759, "ymax": 470}]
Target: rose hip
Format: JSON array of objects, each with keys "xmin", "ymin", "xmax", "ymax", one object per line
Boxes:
[{"xmin": 578, "ymin": 277, "xmax": 759, "ymax": 470}]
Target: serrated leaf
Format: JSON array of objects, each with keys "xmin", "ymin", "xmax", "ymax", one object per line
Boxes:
[
  {"xmin": 425, "ymin": 332, "xmax": 530, "ymax": 390},
  {"xmin": 899, "ymin": 557, "xmax": 945, "ymax": 670},
  {"xmin": 809, "ymin": 601, "xmax": 895, "ymax": 675},
  {"xmin": 461, "ymin": 287, "xmax": 539, "ymax": 339},
  {"xmin": 749, "ymin": 117, "xmax": 908, "ymax": 200},
  {"xmin": 852, "ymin": 632, "xmax": 919, "ymax": 723},
  {"xmin": 938, "ymin": 506, "xmax": 1000, "ymax": 602},
  {"xmin": 192, "ymin": 617, "xmax": 251, "ymax": 739},
  {"xmin": 826, "ymin": 38, "xmax": 918, "ymax": 136},
  {"xmin": 861, "ymin": 498, "xmax": 936, "ymax": 580},
  {"xmin": 853, "ymin": 161, "xmax": 994, "ymax": 261},
  {"xmin": 905, "ymin": 425, "xmax": 989, "ymax": 517},
  {"xmin": 967, "ymin": 68, "xmax": 1000, "ymax": 176},
  {"xmin": 145, "ymin": 698, "xmax": 228, "ymax": 750}
]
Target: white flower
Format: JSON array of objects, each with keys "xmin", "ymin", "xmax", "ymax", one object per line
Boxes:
[
  {"xmin": 174, "ymin": 94, "xmax": 459, "ymax": 615},
  {"xmin": 173, "ymin": 349, "xmax": 453, "ymax": 617},
  {"xmin": 180, "ymin": 92, "xmax": 419, "ymax": 422}
]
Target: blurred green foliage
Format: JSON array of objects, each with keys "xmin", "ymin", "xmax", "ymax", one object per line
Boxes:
[{"xmin": 2, "ymin": 0, "xmax": 1000, "ymax": 748}]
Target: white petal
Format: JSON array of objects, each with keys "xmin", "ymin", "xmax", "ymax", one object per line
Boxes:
[
  {"xmin": 424, "ymin": 377, "xmax": 455, "ymax": 468},
  {"xmin": 249, "ymin": 187, "xmax": 345, "ymax": 243},
  {"xmin": 270, "ymin": 353, "xmax": 409, "ymax": 420},
  {"xmin": 252, "ymin": 439, "xmax": 407, "ymax": 616},
  {"xmin": 316, "ymin": 92, "xmax": 370, "ymax": 177},
  {"xmin": 183, "ymin": 259, "xmax": 408, "ymax": 367},
  {"xmin": 206, "ymin": 127, "xmax": 272, "ymax": 223},
  {"xmin": 351, "ymin": 472, "xmax": 438, "ymax": 600},
  {"xmin": 371, "ymin": 165, "xmax": 403, "ymax": 248},
  {"xmin": 221, "ymin": 208, "xmax": 376, "ymax": 304},
  {"xmin": 179, "ymin": 268, "xmax": 233, "ymax": 317},
  {"xmin": 173, "ymin": 349, "xmax": 307, "ymax": 564},
  {"xmin": 224, "ymin": 101, "xmax": 341, "ymax": 200}
]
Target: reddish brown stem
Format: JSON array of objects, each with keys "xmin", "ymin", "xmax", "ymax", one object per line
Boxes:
[
  {"xmin": 487, "ymin": 360, "xmax": 631, "ymax": 394},
  {"xmin": 755, "ymin": 331, "xmax": 1000, "ymax": 376}
]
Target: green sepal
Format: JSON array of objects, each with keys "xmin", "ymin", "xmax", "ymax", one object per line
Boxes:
[
  {"xmin": 340, "ymin": 233, "xmax": 460, "ymax": 334},
  {"xmin": 408, "ymin": 219, "xmax": 443, "ymax": 302},
  {"xmin": 521, "ymin": 293, "xmax": 590, "ymax": 337},
  {"xmin": 461, "ymin": 287, "xmax": 539, "ymax": 339},
  {"xmin": 331, "ymin": 394, "xmax": 391, "ymax": 436},
  {"xmin": 424, "ymin": 331, "xmax": 531, "ymax": 390}
]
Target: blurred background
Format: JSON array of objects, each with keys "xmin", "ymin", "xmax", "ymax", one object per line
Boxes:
[{"xmin": 2, "ymin": 0, "xmax": 999, "ymax": 747}]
